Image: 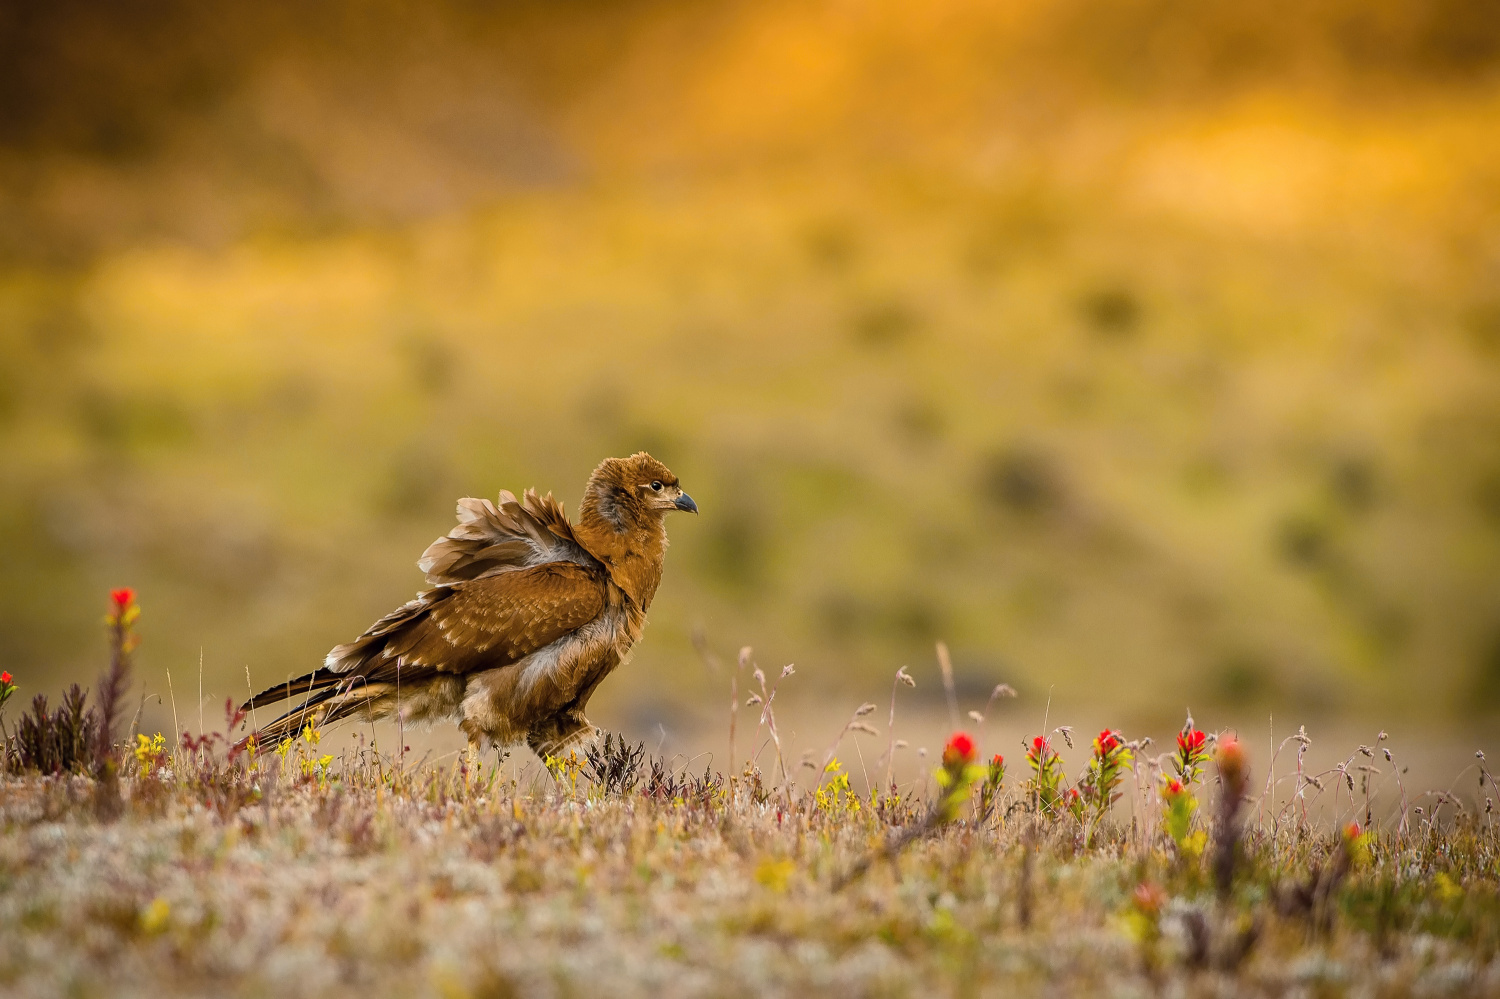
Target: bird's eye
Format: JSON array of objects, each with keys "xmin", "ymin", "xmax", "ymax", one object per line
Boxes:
[{"xmin": 650, "ymin": 481, "xmax": 663, "ymax": 491}]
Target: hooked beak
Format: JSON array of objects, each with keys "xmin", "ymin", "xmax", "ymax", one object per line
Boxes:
[{"xmin": 674, "ymin": 492, "xmax": 699, "ymax": 514}]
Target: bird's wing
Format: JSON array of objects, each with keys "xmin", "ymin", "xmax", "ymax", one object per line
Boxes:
[
  {"xmin": 418, "ymin": 488, "xmax": 594, "ymax": 585},
  {"xmin": 323, "ymin": 561, "xmax": 609, "ymax": 688}
]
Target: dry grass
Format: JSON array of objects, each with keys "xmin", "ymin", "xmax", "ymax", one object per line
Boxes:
[{"xmin": 1, "ymin": 711, "xmax": 1497, "ymax": 999}]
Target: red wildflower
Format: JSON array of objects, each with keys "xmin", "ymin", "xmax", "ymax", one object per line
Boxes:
[
  {"xmin": 1030, "ymin": 735, "xmax": 1049, "ymax": 757},
  {"xmin": 1095, "ymin": 729, "xmax": 1122, "ymax": 755},
  {"xmin": 1343, "ymin": 821, "xmax": 1361, "ymax": 841},
  {"xmin": 1177, "ymin": 728, "xmax": 1207, "ymax": 755},
  {"xmin": 943, "ymin": 731, "xmax": 977, "ymax": 767},
  {"xmin": 986, "ymin": 752, "xmax": 1006, "ymax": 785},
  {"xmin": 0, "ymin": 671, "xmax": 10, "ymax": 685},
  {"xmin": 1164, "ymin": 778, "xmax": 1185, "ymax": 796},
  {"xmin": 111, "ymin": 588, "xmax": 135, "ymax": 610}
]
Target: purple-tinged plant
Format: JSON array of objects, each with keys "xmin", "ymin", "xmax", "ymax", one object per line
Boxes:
[{"xmin": 1211, "ymin": 734, "xmax": 1250, "ymax": 898}]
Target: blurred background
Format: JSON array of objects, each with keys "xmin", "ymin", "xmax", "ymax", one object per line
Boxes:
[{"xmin": 3, "ymin": 0, "xmax": 1499, "ymax": 782}]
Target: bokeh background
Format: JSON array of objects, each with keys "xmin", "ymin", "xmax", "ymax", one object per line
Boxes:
[{"xmin": 3, "ymin": 0, "xmax": 1500, "ymax": 778}]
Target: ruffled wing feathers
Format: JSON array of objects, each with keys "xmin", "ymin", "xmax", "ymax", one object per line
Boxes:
[{"xmin": 418, "ymin": 489, "xmax": 593, "ymax": 584}]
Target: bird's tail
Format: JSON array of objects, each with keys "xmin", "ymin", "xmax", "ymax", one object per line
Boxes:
[
  {"xmin": 236, "ymin": 671, "xmax": 392, "ymax": 750},
  {"xmin": 240, "ymin": 668, "xmax": 342, "ymax": 713}
]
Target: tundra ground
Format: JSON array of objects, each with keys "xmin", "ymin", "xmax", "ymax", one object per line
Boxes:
[{"xmin": 1, "ymin": 737, "xmax": 1496, "ymax": 999}]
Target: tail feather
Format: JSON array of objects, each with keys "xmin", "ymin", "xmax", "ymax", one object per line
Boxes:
[
  {"xmin": 241, "ymin": 668, "xmax": 342, "ymax": 712},
  {"xmin": 246, "ymin": 680, "xmax": 396, "ymax": 746},
  {"xmin": 240, "ymin": 595, "xmax": 432, "ymax": 746},
  {"xmin": 238, "ymin": 668, "xmax": 358, "ymax": 747}
]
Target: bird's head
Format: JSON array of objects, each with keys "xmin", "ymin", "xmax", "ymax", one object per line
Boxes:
[{"xmin": 583, "ymin": 452, "xmax": 697, "ymax": 532}]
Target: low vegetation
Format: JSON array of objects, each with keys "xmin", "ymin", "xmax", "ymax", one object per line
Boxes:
[{"xmin": 1, "ymin": 598, "xmax": 1496, "ymax": 997}]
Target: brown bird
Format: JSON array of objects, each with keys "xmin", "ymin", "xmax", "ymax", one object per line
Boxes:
[{"xmin": 242, "ymin": 453, "xmax": 696, "ymax": 756}]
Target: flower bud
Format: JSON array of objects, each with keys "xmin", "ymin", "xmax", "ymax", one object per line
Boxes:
[
  {"xmin": 942, "ymin": 731, "xmax": 976, "ymax": 767},
  {"xmin": 1216, "ymin": 734, "xmax": 1249, "ymax": 797}
]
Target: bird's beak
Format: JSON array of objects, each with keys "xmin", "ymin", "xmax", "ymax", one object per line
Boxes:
[{"xmin": 674, "ymin": 492, "xmax": 699, "ymax": 514}]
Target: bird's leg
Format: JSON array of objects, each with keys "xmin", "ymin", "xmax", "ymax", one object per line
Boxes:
[{"xmin": 464, "ymin": 734, "xmax": 482, "ymax": 786}]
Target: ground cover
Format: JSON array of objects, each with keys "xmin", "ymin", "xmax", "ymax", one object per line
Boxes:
[{"xmin": 2, "ymin": 673, "xmax": 1496, "ymax": 998}]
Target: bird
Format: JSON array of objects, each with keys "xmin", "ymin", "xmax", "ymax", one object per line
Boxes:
[{"xmin": 241, "ymin": 453, "xmax": 697, "ymax": 757}]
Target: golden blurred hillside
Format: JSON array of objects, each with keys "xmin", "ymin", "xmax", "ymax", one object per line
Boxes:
[{"xmin": 2, "ymin": 0, "xmax": 1499, "ymax": 734}]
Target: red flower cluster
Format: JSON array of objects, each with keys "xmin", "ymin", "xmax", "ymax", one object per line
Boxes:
[
  {"xmin": 933, "ymin": 731, "xmax": 983, "ymax": 824},
  {"xmin": 1177, "ymin": 728, "xmax": 1207, "ymax": 756},
  {"xmin": 0, "ymin": 671, "xmax": 11, "ymax": 686},
  {"xmin": 991, "ymin": 753, "xmax": 1003, "ymax": 768},
  {"xmin": 1095, "ymin": 729, "xmax": 1123, "ymax": 755},
  {"xmin": 1164, "ymin": 778, "xmax": 1186, "ymax": 797},
  {"xmin": 1025, "ymin": 733, "xmax": 1065, "ymax": 813},
  {"xmin": 1171, "ymin": 724, "xmax": 1212, "ymax": 784},
  {"xmin": 943, "ymin": 731, "xmax": 977, "ymax": 767}
]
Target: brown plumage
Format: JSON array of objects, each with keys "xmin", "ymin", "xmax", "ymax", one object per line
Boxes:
[{"xmin": 242, "ymin": 453, "xmax": 696, "ymax": 756}]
